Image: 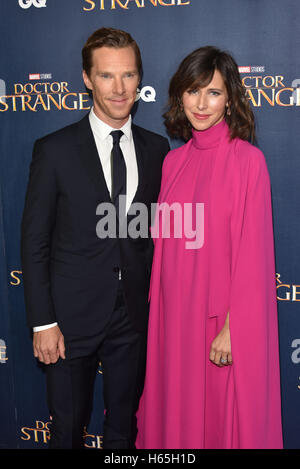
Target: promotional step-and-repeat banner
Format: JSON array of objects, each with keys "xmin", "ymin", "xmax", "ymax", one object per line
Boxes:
[{"xmin": 1, "ymin": 0, "xmax": 299, "ymax": 449}]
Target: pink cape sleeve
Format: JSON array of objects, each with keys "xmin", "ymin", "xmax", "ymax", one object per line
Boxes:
[{"xmin": 229, "ymin": 144, "xmax": 283, "ymax": 448}]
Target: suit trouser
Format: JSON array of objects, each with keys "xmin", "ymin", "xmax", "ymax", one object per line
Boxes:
[{"xmin": 45, "ymin": 282, "xmax": 147, "ymax": 449}]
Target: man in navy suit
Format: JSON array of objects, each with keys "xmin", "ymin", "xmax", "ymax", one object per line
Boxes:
[{"xmin": 21, "ymin": 27, "xmax": 169, "ymax": 449}]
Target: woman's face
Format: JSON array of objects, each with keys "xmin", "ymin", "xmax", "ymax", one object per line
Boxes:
[{"xmin": 182, "ymin": 69, "xmax": 229, "ymax": 131}]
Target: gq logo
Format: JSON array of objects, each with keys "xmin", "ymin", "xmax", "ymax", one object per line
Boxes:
[
  {"xmin": 135, "ymin": 86, "xmax": 156, "ymax": 103},
  {"xmin": 18, "ymin": 0, "xmax": 47, "ymax": 8}
]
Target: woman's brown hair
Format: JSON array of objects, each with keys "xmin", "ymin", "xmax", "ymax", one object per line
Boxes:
[{"xmin": 163, "ymin": 46, "xmax": 255, "ymax": 142}]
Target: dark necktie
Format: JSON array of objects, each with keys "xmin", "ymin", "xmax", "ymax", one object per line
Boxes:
[{"xmin": 110, "ymin": 130, "xmax": 126, "ymax": 213}]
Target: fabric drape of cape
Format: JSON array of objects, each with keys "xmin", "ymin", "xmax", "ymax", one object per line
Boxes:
[{"xmin": 136, "ymin": 122, "xmax": 283, "ymax": 449}]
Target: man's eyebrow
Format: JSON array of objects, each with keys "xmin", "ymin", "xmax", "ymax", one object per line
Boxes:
[{"xmin": 96, "ymin": 69, "xmax": 138, "ymax": 74}]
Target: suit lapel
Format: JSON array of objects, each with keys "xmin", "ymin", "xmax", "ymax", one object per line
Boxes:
[
  {"xmin": 76, "ymin": 115, "xmax": 111, "ymax": 202},
  {"xmin": 131, "ymin": 124, "xmax": 149, "ymax": 205},
  {"xmin": 75, "ymin": 116, "xmax": 149, "ymax": 206}
]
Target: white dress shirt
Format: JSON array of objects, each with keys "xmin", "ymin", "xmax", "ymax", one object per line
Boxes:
[
  {"xmin": 89, "ymin": 107, "xmax": 138, "ymax": 212},
  {"xmin": 33, "ymin": 108, "xmax": 138, "ymax": 332}
]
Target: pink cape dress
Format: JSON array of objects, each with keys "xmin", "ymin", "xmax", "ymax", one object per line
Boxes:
[{"xmin": 136, "ymin": 120, "xmax": 283, "ymax": 449}]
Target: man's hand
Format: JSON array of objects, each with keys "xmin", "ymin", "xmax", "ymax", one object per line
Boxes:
[
  {"xmin": 209, "ymin": 312, "xmax": 232, "ymax": 367},
  {"xmin": 33, "ymin": 326, "xmax": 65, "ymax": 364}
]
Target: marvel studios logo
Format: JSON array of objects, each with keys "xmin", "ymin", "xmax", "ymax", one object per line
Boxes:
[
  {"xmin": 29, "ymin": 73, "xmax": 52, "ymax": 80},
  {"xmin": 239, "ymin": 66, "xmax": 265, "ymax": 73}
]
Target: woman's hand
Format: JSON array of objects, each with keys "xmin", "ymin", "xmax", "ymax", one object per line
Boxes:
[{"xmin": 209, "ymin": 312, "xmax": 232, "ymax": 367}]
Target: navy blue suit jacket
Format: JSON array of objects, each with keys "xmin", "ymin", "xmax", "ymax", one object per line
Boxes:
[{"xmin": 21, "ymin": 115, "xmax": 169, "ymax": 336}]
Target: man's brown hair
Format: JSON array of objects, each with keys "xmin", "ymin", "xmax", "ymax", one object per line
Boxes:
[{"xmin": 82, "ymin": 27, "xmax": 142, "ymax": 77}]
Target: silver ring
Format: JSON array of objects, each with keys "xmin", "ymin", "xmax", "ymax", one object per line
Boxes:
[{"xmin": 220, "ymin": 358, "xmax": 227, "ymax": 364}]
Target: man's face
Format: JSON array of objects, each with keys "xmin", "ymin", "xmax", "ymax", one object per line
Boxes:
[{"xmin": 83, "ymin": 46, "xmax": 140, "ymax": 128}]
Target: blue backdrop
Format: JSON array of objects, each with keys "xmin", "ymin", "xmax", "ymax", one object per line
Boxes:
[{"xmin": 1, "ymin": 0, "xmax": 299, "ymax": 449}]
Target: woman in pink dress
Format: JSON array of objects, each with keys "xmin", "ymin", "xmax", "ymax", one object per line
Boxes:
[{"xmin": 136, "ymin": 46, "xmax": 283, "ymax": 449}]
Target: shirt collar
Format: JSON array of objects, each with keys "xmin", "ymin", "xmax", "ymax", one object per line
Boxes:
[{"xmin": 89, "ymin": 107, "xmax": 132, "ymax": 142}]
